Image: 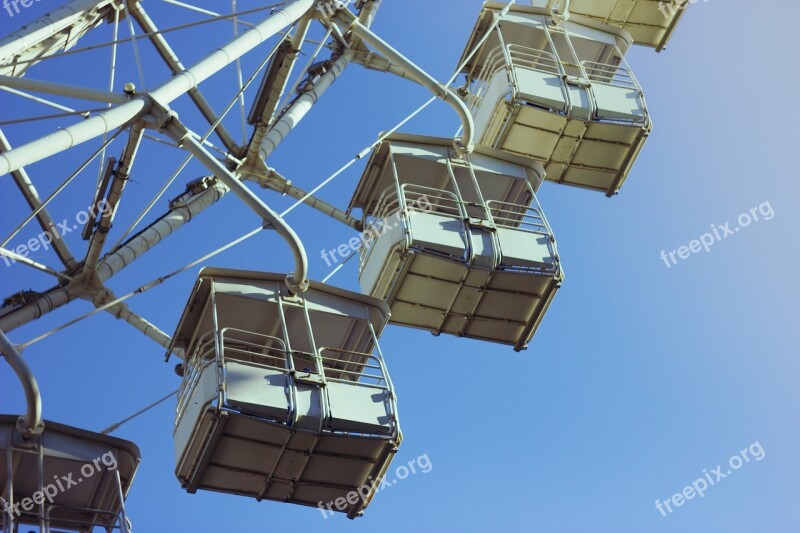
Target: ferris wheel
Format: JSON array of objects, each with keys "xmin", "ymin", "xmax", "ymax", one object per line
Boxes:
[{"xmin": 0, "ymin": 0, "xmax": 689, "ymax": 530}]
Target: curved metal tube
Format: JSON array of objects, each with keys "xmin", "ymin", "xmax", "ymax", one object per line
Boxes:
[
  {"xmin": 344, "ymin": 18, "xmax": 475, "ymax": 154},
  {"xmin": 0, "ymin": 329, "xmax": 44, "ymax": 438},
  {"xmin": 171, "ymin": 131, "xmax": 309, "ymax": 293}
]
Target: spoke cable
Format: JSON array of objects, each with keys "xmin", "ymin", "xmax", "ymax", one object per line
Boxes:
[{"xmin": 100, "ymin": 390, "xmax": 178, "ymax": 435}]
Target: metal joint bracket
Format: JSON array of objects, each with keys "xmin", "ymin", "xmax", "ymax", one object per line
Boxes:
[
  {"xmin": 17, "ymin": 416, "xmax": 45, "ymax": 439},
  {"xmin": 285, "ymin": 273, "xmax": 309, "ymax": 295}
]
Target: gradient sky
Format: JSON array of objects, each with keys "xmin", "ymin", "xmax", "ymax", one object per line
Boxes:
[{"xmin": 1, "ymin": 0, "xmax": 798, "ymax": 531}]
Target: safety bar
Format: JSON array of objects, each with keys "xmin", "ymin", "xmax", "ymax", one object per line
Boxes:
[
  {"xmin": 175, "ymin": 328, "xmax": 289, "ymax": 428},
  {"xmin": 219, "ymin": 328, "xmax": 289, "ymax": 371},
  {"xmin": 175, "ymin": 328, "xmax": 395, "ymax": 427},
  {"xmin": 487, "ymin": 199, "xmax": 550, "ymax": 235},
  {"xmin": 319, "ymin": 348, "xmax": 390, "ymax": 388},
  {"xmin": 401, "ymin": 183, "xmax": 462, "ymax": 218},
  {"xmin": 582, "ymin": 60, "xmax": 640, "ymax": 91},
  {"xmin": 469, "ymin": 44, "xmax": 644, "ymax": 115},
  {"xmin": 360, "ymin": 183, "xmax": 464, "ymax": 272}
]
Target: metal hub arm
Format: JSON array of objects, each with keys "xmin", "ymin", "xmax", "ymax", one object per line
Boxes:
[
  {"xmin": 333, "ymin": 9, "xmax": 475, "ymax": 154},
  {"xmin": 162, "ymin": 117, "xmax": 309, "ymax": 294}
]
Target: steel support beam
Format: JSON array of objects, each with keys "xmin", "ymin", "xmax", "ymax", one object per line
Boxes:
[
  {"xmin": 94, "ymin": 179, "xmax": 228, "ymax": 281},
  {"xmin": 0, "ymin": 0, "xmax": 316, "ymax": 176},
  {"xmin": 255, "ymin": 0, "xmax": 380, "ymax": 160},
  {"xmin": 0, "ymin": 180, "xmax": 228, "ymax": 333},
  {"xmin": 0, "ymin": 247, "xmax": 73, "ymax": 282},
  {"xmin": 257, "ymin": 51, "xmax": 353, "ymax": 161},
  {"xmin": 244, "ymin": 16, "xmax": 311, "ymax": 161},
  {"xmin": 84, "ymin": 123, "xmax": 144, "ymax": 272},
  {"xmin": 0, "ymin": 0, "xmax": 121, "ymax": 77},
  {"xmin": 0, "ymin": 129, "xmax": 77, "ymax": 269},
  {"xmin": 0, "ymin": 74, "xmax": 130, "ymax": 105},
  {"xmin": 102, "ymin": 300, "xmax": 173, "ymax": 350},
  {"xmin": 0, "ymin": 0, "xmax": 381, "ymax": 343},
  {"xmin": 243, "ymin": 165, "xmax": 361, "ymax": 230},
  {"xmin": 126, "ymin": 0, "xmax": 240, "ymax": 154}
]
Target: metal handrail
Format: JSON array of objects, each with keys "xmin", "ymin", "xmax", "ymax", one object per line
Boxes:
[
  {"xmin": 357, "ymin": 185, "xmax": 398, "ymax": 274},
  {"xmin": 401, "ymin": 183, "xmax": 463, "ymax": 218},
  {"xmin": 507, "ymin": 44, "xmax": 561, "ymax": 75},
  {"xmin": 469, "ymin": 44, "xmax": 563, "ymax": 113},
  {"xmin": 486, "ymin": 199, "xmax": 550, "ymax": 235},
  {"xmin": 477, "ymin": 45, "xmax": 562, "ymax": 83},
  {"xmin": 175, "ymin": 329, "xmax": 289, "ymax": 428},
  {"xmin": 186, "ymin": 330, "xmax": 216, "ymax": 366},
  {"xmin": 359, "ymin": 183, "xmax": 465, "ymax": 273},
  {"xmin": 469, "ymin": 43, "xmax": 647, "ymax": 125},
  {"xmin": 42, "ymin": 503, "xmax": 128, "ymax": 531},
  {"xmin": 176, "ymin": 332, "xmax": 216, "ymax": 421},
  {"xmin": 219, "ymin": 328, "xmax": 289, "ymax": 371},
  {"xmin": 372, "ymin": 184, "xmax": 403, "ymax": 222},
  {"xmin": 172, "ymin": 326, "xmax": 398, "ymax": 438},
  {"xmin": 319, "ymin": 347, "xmax": 390, "ymax": 389},
  {"xmin": 582, "ymin": 60, "xmax": 639, "ymax": 91}
]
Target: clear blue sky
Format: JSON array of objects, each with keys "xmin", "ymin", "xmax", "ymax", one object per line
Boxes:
[{"xmin": 1, "ymin": 0, "xmax": 798, "ymax": 531}]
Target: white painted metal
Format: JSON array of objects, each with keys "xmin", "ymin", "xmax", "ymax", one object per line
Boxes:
[
  {"xmin": 256, "ymin": 0, "xmax": 381, "ymax": 161},
  {"xmin": 0, "ymin": 129, "xmax": 76, "ymax": 269},
  {"xmin": 0, "ymin": 0, "xmax": 316, "ymax": 177},
  {"xmin": 0, "ymin": 330, "xmax": 43, "ymax": 438},
  {"xmin": 244, "ymin": 166, "xmax": 363, "ymax": 230},
  {"xmin": 460, "ymin": 3, "xmax": 651, "ymax": 196},
  {"xmin": 0, "ymin": 178, "xmax": 226, "ymax": 336},
  {"xmin": 84, "ymin": 125, "xmax": 144, "ymax": 273},
  {"xmin": 95, "ymin": 179, "xmax": 228, "ymax": 281},
  {"xmin": 126, "ymin": 1, "xmax": 240, "ymax": 153},
  {"xmin": 349, "ymin": 134, "xmax": 562, "ymax": 352},
  {"xmin": 170, "ymin": 268, "xmax": 400, "ymax": 518},
  {"xmin": 0, "ymin": 75, "xmax": 129, "ymax": 105},
  {"xmin": 245, "ymin": 17, "xmax": 312, "ymax": 160},
  {"xmin": 259, "ymin": 51, "xmax": 353, "ymax": 161},
  {"xmin": 0, "ymin": 0, "xmax": 694, "ymax": 522},
  {"xmin": 0, "ymin": 0, "xmax": 384, "ymax": 345},
  {"xmin": 0, "ymin": 416, "xmax": 140, "ymax": 532},
  {"xmin": 342, "ymin": 13, "xmax": 476, "ymax": 154},
  {"xmin": 529, "ymin": 0, "xmax": 689, "ymax": 50},
  {"xmin": 166, "ymin": 126, "xmax": 310, "ymax": 292},
  {"xmin": 0, "ymin": 0, "xmax": 121, "ymax": 77}
]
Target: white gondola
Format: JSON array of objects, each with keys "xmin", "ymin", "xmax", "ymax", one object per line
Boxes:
[
  {"xmin": 529, "ymin": 0, "xmax": 689, "ymax": 51},
  {"xmin": 169, "ymin": 268, "xmax": 401, "ymax": 519},
  {"xmin": 0, "ymin": 416, "xmax": 140, "ymax": 532},
  {"xmin": 348, "ymin": 134, "xmax": 563, "ymax": 352},
  {"xmin": 460, "ymin": 2, "xmax": 651, "ymax": 196}
]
